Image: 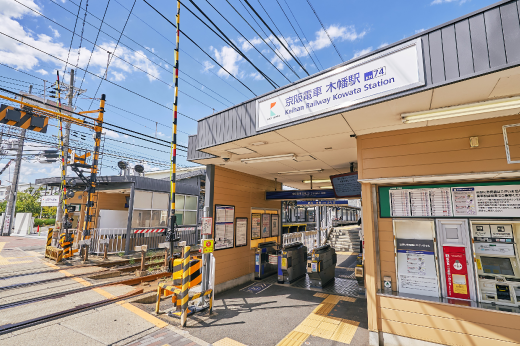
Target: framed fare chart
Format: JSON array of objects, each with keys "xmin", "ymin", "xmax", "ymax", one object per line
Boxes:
[
  {"xmin": 251, "ymin": 213, "xmax": 261, "ymax": 240},
  {"xmin": 261, "ymin": 214, "xmax": 271, "ymax": 238},
  {"xmin": 214, "ymin": 205, "xmax": 235, "ymax": 250},
  {"xmin": 235, "ymin": 217, "xmax": 248, "ymax": 247},
  {"xmin": 271, "ymin": 215, "xmax": 279, "ymax": 237}
]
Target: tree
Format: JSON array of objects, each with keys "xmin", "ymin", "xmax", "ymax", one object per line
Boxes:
[
  {"xmin": 0, "ymin": 200, "xmax": 6, "ymax": 214},
  {"xmin": 15, "ymin": 186, "xmax": 44, "ymax": 217},
  {"xmin": 42, "ymin": 206, "xmax": 57, "ymax": 218}
]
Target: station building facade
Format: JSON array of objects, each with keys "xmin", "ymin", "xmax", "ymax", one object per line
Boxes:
[{"xmin": 187, "ymin": 1, "xmax": 520, "ymax": 345}]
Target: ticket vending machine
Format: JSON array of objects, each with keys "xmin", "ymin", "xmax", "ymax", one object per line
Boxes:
[
  {"xmin": 436, "ymin": 219, "xmax": 476, "ymax": 301},
  {"xmin": 471, "ymin": 221, "xmax": 520, "ymax": 307}
]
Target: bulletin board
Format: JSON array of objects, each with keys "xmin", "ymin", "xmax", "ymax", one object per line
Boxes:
[
  {"xmin": 235, "ymin": 217, "xmax": 248, "ymax": 247},
  {"xmin": 214, "ymin": 205, "xmax": 235, "ymax": 250}
]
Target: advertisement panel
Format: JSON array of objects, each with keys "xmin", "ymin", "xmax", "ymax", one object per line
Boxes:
[{"xmin": 443, "ymin": 246, "xmax": 471, "ymax": 300}]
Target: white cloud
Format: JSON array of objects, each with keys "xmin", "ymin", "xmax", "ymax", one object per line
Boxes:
[
  {"xmin": 0, "ymin": 2, "xmax": 161, "ymax": 82},
  {"xmin": 202, "ymin": 60, "xmax": 214, "ymax": 73},
  {"xmin": 35, "ymin": 68, "xmax": 48, "ymax": 75},
  {"xmin": 310, "ymin": 25, "xmax": 366, "ymax": 50},
  {"xmin": 156, "ymin": 131, "xmax": 166, "ymax": 138},
  {"xmin": 353, "ymin": 47, "xmax": 372, "ymax": 58},
  {"xmin": 378, "ymin": 43, "xmax": 388, "ymax": 49},
  {"xmin": 238, "ymin": 37, "xmax": 263, "ymax": 52},
  {"xmin": 48, "ymin": 25, "xmax": 59, "ymax": 38},
  {"xmin": 249, "ymin": 72, "xmax": 264, "ymax": 81},
  {"xmin": 102, "ymin": 129, "xmax": 119, "ymax": 138},
  {"xmin": 110, "ymin": 70, "xmax": 125, "ymax": 81},
  {"xmin": 431, "ymin": 0, "xmax": 468, "ymax": 4},
  {"xmin": 212, "ymin": 46, "xmax": 242, "ymax": 77},
  {"xmin": 415, "ymin": 28, "xmax": 426, "ymax": 34}
]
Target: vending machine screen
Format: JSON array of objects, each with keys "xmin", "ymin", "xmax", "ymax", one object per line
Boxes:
[{"xmin": 480, "ymin": 256, "xmax": 515, "ymax": 276}]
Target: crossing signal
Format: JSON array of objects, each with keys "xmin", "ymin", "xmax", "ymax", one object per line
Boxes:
[{"xmin": 0, "ymin": 104, "xmax": 48, "ymax": 133}]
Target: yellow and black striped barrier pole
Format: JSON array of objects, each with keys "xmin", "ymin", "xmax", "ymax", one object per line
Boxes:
[{"xmin": 180, "ymin": 245, "xmax": 190, "ymax": 326}]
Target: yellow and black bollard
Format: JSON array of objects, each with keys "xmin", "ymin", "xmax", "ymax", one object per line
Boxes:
[{"xmin": 180, "ymin": 245, "xmax": 191, "ymax": 326}]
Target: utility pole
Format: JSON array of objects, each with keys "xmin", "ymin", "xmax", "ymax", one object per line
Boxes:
[
  {"xmin": 56, "ymin": 69, "xmax": 74, "ymax": 229},
  {"xmin": 2, "ymin": 86, "xmax": 31, "ymax": 235}
]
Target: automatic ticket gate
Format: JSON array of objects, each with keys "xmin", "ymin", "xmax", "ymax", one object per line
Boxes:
[
  {"xmin": 307, "ymin": 244, "xmax": 337, "ymax": 287},
  {"xmin": 255, "ymin": 241, "xmax": 278, "ymax": 279},
  {"xmin": 278, "ymin": 242, "xmax": 307, "ymax": 284}
]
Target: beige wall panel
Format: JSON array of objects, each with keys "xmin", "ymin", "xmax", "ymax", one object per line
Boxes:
[
  {"xmin": 212, "ymin": 166, "xmax": 280, "ymax": 285},
  {"xmin": 379, "ymin": 296, "xmax": 520, "ymax": 330},
  {"xmin": 97, "ymin": 192, "xmax": 129, "ymax": 210},
  {"xmin": 381, "ymin": 319, "xmax": 518, "ymax": 346},
  {"xmin": 378, "ymin": 232, "xmax": 394, "ymax": 243},
  {"xmin": 362, "ymin": 158, "xmax": 519, "ymax": 179},
  {"xmin": 380, "ymin": 250, "xmax": 395, "ymax": 263},
  {"xmin": 381, "ymin": 308, "xmax": 520, "ymax": 343}
]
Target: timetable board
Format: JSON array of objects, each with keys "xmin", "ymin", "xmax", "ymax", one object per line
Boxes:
[{"xmin": 380, "ymin": 182, "xmax": 520, "ymax": 218}]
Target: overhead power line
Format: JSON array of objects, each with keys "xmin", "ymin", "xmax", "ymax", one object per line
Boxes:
[
  {"xmin": 62, "ymin": 0, "xmax": 84, "ymax": 75},
  {"xmin": 111, "ymin": 0, "xmax": 249, "ymax": 99},
  {"xmin": 143, "ymin": 0, "xmax": 258, "ymax": 97},
  {"xmin": 242, "ymin": 0, "xmax": 310, "ymax": 76},
  {"xmin": 305, "ymin": 0, "xmax": 343, "ymax": 62},
  {"xmin": 275, "ymin": 0, "xmax": 321, "ymax": 71},
  {"xmin": 233, "ymin": 0, "xmax": 300, "ymax": 79},
  {"xmin": 282, "ymin": 0, "xmax": 323, "ymax": 70},
  {"xmin": 0, "ymin": 63, "xmax": 191, "ymax": 135},
  {"xmin": 0, "ymin": 31, "xmax": 199, "ymax": 121},
  {"xmin": 88, "ymin": 0, "xmax": 137, "ymax": 109},
  {"xmin": 182, "ymin": 0, "xmax": 278, "ymax": 88},
  {"xmin": 203, "ymin": 0, "xmax": 291, "ymax": 84}
]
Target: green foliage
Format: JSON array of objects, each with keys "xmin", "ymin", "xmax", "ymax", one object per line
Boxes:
[
  {"xmin": 44, "ymin": 218, "xmax": 55, "ymax": 225},
  {"xmin": 118, "ymin": 252, "xmax": 124, "ymax": 257},
  {"xmin": 0, "ymin": 200, "xmax": 6, "ymax": 214},
  {"xmin": 15, "ymin": 186, "xmax": 44, "ymax": 217},
  {"xmin": 34, "ymin": 219, "xmax": 44, "ymax": 226},
  {"xmin": 41, "ymin": 207, "xmax": 57, "ymax": 219},
  {"xmin": 129, "ymin": 259, "xmax": 135, "ymax": 265}
]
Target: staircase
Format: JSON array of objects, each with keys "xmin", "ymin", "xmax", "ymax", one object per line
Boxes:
[{"xmin": 327, "ymin": 226, "xmax": 361, "ymax": 253}]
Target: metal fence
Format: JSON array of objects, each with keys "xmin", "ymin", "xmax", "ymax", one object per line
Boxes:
[
  {"xmin": 283, "ymin": 230, "xmax": 320, "ymax": 250},
  {"xmin": 89, "ymin": 227, "xmax": 200, "ymax": 254}
]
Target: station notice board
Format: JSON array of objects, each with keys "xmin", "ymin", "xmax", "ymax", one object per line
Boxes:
[
  {"xmin": 214, "ymin": 205, "xmax": 235, "ymax": 250},
  {"xmin": 379, "ymin": 181, "xmax": 520, "ymax": 218}
]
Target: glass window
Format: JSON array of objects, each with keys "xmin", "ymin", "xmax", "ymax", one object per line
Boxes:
[
  {"xmin": 184, "ymin": 211, "xmax": 197, "ymax": 225},
  {"xmin": 151, "ymin": 210, "xmax": 168, "ymax": 227},
  {"xmin": 132, "ymin": 210, "xmax": 151, "ymax": 228},
  {"xmin": 185, "ymin": 195, "xmax": 197, "ymax": 210},
  {"xmin": 134, "ymin": 191, "xmax": 152, "ymax": 209},
  {"xmin": 175, "ymin": 212, "xmax": 183, "ymax": 225},
  {"xmin": 152, "ymin": 192, "xmax": 169, "ymax": 210},
  {"xmin": 175, "ymin": 195, "xmax": 185, "ymax": 210}
]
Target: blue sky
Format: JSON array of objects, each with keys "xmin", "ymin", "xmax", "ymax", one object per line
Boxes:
[{"xmin": 0, "ymin": 0, "xmax": 498, "ymax": 185}]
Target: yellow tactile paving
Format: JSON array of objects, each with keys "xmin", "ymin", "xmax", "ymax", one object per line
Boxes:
[
  {"xmin": 213, "ymin": 337, "xmax": 247, "ymax": 346},
  {"xmin": 313, "ymin": 292, "xmax": 329, "ymax": 298},
  {"xmin": 278, "ymin": 293, "xmax": 360, "ymax": 345},
  {"xmin": 276, "ymin": 331, "xmax": 310, "ymax": 346}
]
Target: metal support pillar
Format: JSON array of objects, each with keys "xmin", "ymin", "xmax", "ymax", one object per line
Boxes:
[
  {"xmin": 125, "ymin": 183, "xmax": 135, "ymax": 255},
  {"xmin": 201, "ymin": 164, "xmax": 215, "ymax": 301}
]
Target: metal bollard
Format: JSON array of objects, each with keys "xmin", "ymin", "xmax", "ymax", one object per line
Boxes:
[{"xmin": 180, "ymin": 244, "xmax": 190, "ymax": 327}]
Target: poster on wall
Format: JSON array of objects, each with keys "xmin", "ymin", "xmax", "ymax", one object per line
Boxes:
[
  {"xmin": 396, "ymin": 238, "xmax": 440, "ymax": 297},
  {"xmin": 214, "ymin": 205, "xmax": 234, "ymax": 250},
  {"xmin": 235, "ymin": 218, "xmax": 248, "ymax": 247},
  {"xmin": 251, "ymin": 213, "xmax": 261, "ymax": 240},
  {"xmin": 271, "ymin": 215, "xmax": 279, "ymax": 237},
  {"xmin": 261, "ymin": 214, "xmax": 271, "ymax": 238}
]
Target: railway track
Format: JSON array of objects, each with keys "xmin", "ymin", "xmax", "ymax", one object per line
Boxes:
[{"xmin": 0, "ymin": 272, "xmax": 171, "ymax": 335}]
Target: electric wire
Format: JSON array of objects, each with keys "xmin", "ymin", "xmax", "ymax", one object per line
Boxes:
[
  {"xmin": 111, "ymin": 0, "xmax": 249, "ymax": 99},
  {"xmin": 143, "ymin": 0, "xmax": 258, "ymax": 97},
  {"xmin": 88, "ymin": 0, "xmax": 137, "ymax": 109},
  {"xmin": 62, "ymin": 0, "xmax": 84, "ymax": 76},
  {"xmin": 181, "ymin": 0, "xmax": 278, "ymax": 89},
  {"xmin": 305, "ymin": 0, "xmax": 343, "ymax": 62},
  {"xmin": 0, "ymin": 63, "xmax": 190, "ymax": 135},
  {"xmin": 202, "ymin": 0, "xmax": 291, "ymax": 84},
  {"xmin": 282, "ymin": 0, "xmax": 323, "ymax": 70},
  {"xmin": 254, "ymin": 0, "xmax": 306, "ymax": 71},
  {"xmin": 0, "ymin": 31, "xmax": 199, "ymax": 121},
  {"xmin": 0, "ymin": 87, "xmax": 187, "ymax": 148},
  {"xmin": 274, "ymin": 0, "xmax": 320, "ymax": 71},
  {"xmin": 74, "ymin": 0, "xmax": 89, "ymax": 69},
  {"xmin": 242, "ymin": 0, "xmax": 310, "ymax": 76},
  {"xmin": 74, "ymin": 0, "xmax": 111, "ymax": 106}
]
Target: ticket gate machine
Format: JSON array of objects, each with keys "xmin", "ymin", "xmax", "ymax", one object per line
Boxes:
[
  {"xmin": 307, "ymin": 244, "xmax": 337, "ymax": 287},
  {"xmin": 278, "ymin": 242, "xmax": 307, "ymax": 284},
  {"xmin": 255, "ymin": 241, "xmax": 278, "ymax": 279}
]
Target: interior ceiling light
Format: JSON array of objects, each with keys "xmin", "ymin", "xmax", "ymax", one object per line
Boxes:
[
  {"xmin": 277, "ymin": 168, "xmax": 324, "ymax": 175},
  {"xmin": 303, "ymin": 179, "xmax": 330, "ymax": 183},
  {"xmin": 250, "ymin": 141, "xmax": 267, "ymax": 146},
  {"xmin": 320, "ymin": 185, "xmax": 333, "ymax": 189},
  {"xmin": 401, "ymin": 96, "xmax": 520, "ymax": 123},
  {"xmin": 241, "ymin": 154, "xmax": 295, "ymax": 164}
]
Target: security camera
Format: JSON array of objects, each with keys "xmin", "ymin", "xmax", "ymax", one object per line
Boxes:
[{"xmin": 221, "ymin": 153, "xmax": 231, "ymax": 162}]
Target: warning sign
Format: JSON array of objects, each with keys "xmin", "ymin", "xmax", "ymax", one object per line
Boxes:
[{"xmin": 202, "ymin": 239, "xmax": 214, "ymax": 254}]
